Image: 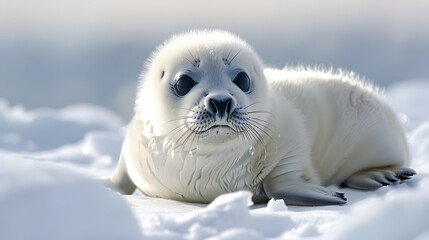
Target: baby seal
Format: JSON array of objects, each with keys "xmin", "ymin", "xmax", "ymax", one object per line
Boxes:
[{"xmin": 103, "ymin": 30, "xmax": 416, "ymax": 206}]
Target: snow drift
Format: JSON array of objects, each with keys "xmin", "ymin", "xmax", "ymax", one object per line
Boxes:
[{"xmin": 0, "ymin": 158, "xmax": 142, "ymax": 240}]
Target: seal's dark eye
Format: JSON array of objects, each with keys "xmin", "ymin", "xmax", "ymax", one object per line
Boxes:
[
  {"xmin": 174, "ymin": 75, "xmax": 196, "ymax": 96},
  {"xmin": 233, "ymin": 72, "xmax": 251, "ymax": 93}
]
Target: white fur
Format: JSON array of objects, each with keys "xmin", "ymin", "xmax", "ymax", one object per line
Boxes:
[
  {"xmin": 103, "ymin": 30, "xmax": 413, "ymax": 205},
  {"xmin": 265, "ymin": 67, "xmax": 409, "ymax": 184}
]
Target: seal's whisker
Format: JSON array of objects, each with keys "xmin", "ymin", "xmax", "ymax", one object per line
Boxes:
[
  {"xmin": 174, "ymin": 129, "xmax": 193, "ymax": 151},
  {"xmin": 165, "ymin": 121, "xmax": 190, "ymax": 136},
  {"xmin": 164, "ymin": 113, "xmax": 206, "ymax": 144},
  {"xmin": 245, "ymin": 124, "xmax": 266, "ymax": 148},
  {"xmin": 174, "ymin": 123, "xmax": 199, "ymax": 150},
  {"xmin": 166, "ymin": 126, "xmax": 188, "ymax": 144},
  {"xmin": 247, "ymin": 110, "xmax": 274, "ymax": 115},
  {"xmin": 185, "ymin": 131, "xmax": 197, "ymax": 150},
  {"xmin": 175, "ymin": 107, "xmax": 197, "ymax": 113},
  {"xmin": 248, "ymin": 116, "xmax": 277, "ymax": 128},
  {"xmin": 242, "ymin": 125, "xmax": 268, "ymax": 161},
  {"xmin": 181, "ymin": 123, "xmax": 206, "ymax": 151},
  {"xmin": 183, "ymin": 56, "xmax": 197, "ymax": 67},
  {"xmin": 247, "ymin": 118, "xmax": 277, "ymax": 136},
  {"xmin": 188, "ymin": 125, "xmax": 204, "ymax": 149},
  {"xmin": 164, "ymin": 122, "xmax": 190, "ymax": 149},
  {"xmin": 183, "ymin": 124, "xmax": 202, "ymax": 151},
  {"xmin": 246, "ymin": 124, "xmax": 269, "ymax": 160},
  {"xmin": 249, "ymin": 116, "xmax": 274, "ymax": 126},
  {"xmin": 237, "ymin": 127, "xmax": 247, "ymax": 146},
  {"xmin": 244, "ymin": 102, "xmax": 264, "ymax": 109},
  {"xmin": 226, "ymin": 48, "xmax": 232, "ymax": 61},
  {"xmin": 162, "ymin": 116, "xmax": 193, "ymax": 127},
  {"xmin": 193, "ymin": 126, "xmax": 204, "ymax": 145},
  {"xmin": 181, "ymin": 129, "xmax": 196, "ymax": 151},
  {"xmin": 247, "ymin": 121, "xmax": 275, "ymax": 142},
  {"xmin": 188, "ymin": 50, "xmax": 198, "ymax": 63},
  {"xmin": 194, "ymin": 128, "xmax": 202, "ymax": 149},
  {"xmin": 247, "ymin": 117, "xmax": 273, "ymax": 130},
  {"xmin": 241, "ymin": 127, "xmax": 254, "ymax": 147},
  {"xmin": 228, "ymin": 49, "xmax": 241, "ymax": 65},
  {"xmin": 251, "ymin": 125, "xmax": 268, "ymax": 149}
]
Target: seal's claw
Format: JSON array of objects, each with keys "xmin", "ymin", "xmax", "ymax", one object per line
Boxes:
[
  {"xmin": 385, "ymin": 172, "xmax": 400, "ymax": 183},
  {"xmin": 395, "ymin": 168, "xmax": 416, "ymax": 181},
  {"xmin": 343, "ymin": 167, "xmax": 417, "ymax": 190},
  {"xmin": 335, "ymin": 192, "xmax": 347, "ymax": 201}
]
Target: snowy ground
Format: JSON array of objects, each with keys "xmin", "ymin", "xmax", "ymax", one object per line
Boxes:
[{"xmin": 1, "ymin": 80, "xmax": 429, "ymax": 239}]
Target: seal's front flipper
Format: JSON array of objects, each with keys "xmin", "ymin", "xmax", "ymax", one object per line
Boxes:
[
  {"xmin": 99, "ymin": 151, "xmax": 136, "ymax": 194},
  {"xmin": 343, "ymin": 167, "xmax": 416, "ymax": 190},
  {"xmin": 264, "ymin": 183, "xmax": 347, "ymax": 206}
]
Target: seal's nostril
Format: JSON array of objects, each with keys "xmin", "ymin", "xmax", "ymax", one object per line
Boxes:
[
  {"xmin": 209, "ymin": 98, "xmax": 232, "ymax": 119},
  {"xmin": 210, "ymin": 99, "xmax": 218, "ymax": 114}
]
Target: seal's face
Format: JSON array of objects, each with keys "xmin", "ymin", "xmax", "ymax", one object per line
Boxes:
[{"xmin": 136, "ymin": 31, "xmax": 270, "ymax": 151}]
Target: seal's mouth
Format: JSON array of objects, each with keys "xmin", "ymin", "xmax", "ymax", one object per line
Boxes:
[
  {"xmin": 210, "ymin": 125, "xmax": 236, "ymax": 133},
  {"xmin": 196, "ymin": 125, "xmax": 239, "ymax": 142},
  {"xmin": 197, "ymin": 125, "xmax": 236, "ymax": 134}
]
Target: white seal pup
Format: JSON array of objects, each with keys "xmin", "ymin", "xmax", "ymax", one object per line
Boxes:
[{"xmin": 103, "ymin": 30, "xmax": 416, "ymax": 206}]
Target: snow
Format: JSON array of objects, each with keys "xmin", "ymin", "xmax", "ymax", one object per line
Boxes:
[
  {"xmin": 327, "ymin": 178, "xmax": 429, "ymax": 240},
  {"xmin": 1, "ymin": 80, "xmax": 429, "ymax": 239},
  {"xmin": 266, "ymin": 198, "xmax": 288, "ymax": 212},
  {"xmin": 0, "ymin": 158, "xmax": 142, "ymax": 240}
]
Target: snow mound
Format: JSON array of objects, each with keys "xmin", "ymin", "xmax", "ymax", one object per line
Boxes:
[
  {"xmin": 0, "ymin": 158, "xmax": 142, "ymax": 240},
  {"xmin": 137, "ymin": 191, "xmax": 306, "ymax": 239},
  {"xmin": 327, "ymin": 178, "xmax": 429, "ymax": 240},
  {"xmin": 0, "ymin": 100, "xmax": 124, "ymax": 176},
  {"xmin": 0, "ymin": 100, "xmax": 124, "ymax": 152},
  {"xmin": 266, "ymin": 198, "xmax": 288, "ymax": 212}
]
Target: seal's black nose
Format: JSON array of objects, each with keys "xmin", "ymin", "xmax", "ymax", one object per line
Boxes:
[{"xmin": 209, "ymin": 98, "xmax": 231, "ymax": 119}]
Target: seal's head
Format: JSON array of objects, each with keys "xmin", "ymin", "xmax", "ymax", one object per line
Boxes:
[{"xmin": 136, "ymin": 30, "xmax": 270, "ymax": 151}]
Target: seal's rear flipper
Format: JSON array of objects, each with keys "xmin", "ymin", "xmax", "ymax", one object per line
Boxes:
[
  {"xmin": 99, "ymin": 152, "xmax": 136, "ymax": 195},
  {"xmin": 343, "ymin": 167, "xmax": 416, "ymax": 190}
]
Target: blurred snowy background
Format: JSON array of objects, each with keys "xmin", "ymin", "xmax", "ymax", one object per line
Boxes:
[{"xmin": 1, "ymin": 0, "xmax": 428, "ymax": 119}]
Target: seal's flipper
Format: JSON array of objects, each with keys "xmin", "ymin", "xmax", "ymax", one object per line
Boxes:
[
  {"xmin": 100, "ymin": 152, "xmax": 136, "ymax": 194},
  {"xmin": 343, "ymin": 167, "xmax": 416, "ymax": 190},
  {"xmin": 264, "ymin": 183, "xmax": 347, "ymax": 206}
]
